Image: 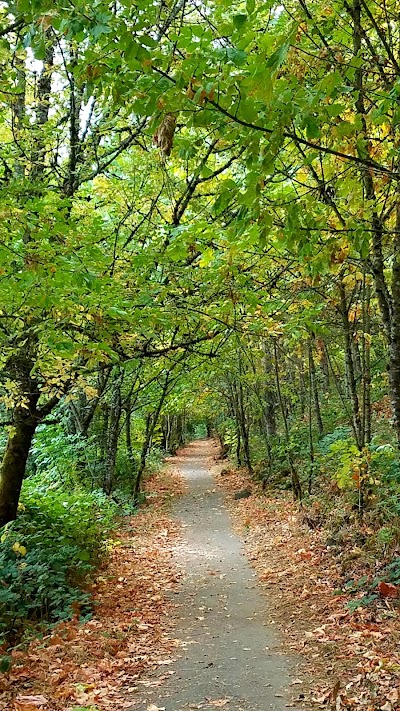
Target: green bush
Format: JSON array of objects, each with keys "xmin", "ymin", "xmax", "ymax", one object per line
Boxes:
[
  {"xmin": 29, "ymin": 424, "xmax": 102, "ymax": 489},
  {"xmin": 145, "ymin": 445, "xmax": 165, "ymax": 474},
  {"xmin": 317, "ymin": 426, "xmax": 353, "ymax": 455},
  {"xmin": 0, "ymin": 472, "xmax": 117, "ymax": 646}
]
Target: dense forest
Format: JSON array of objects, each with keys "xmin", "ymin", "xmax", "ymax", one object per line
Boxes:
[{"xmin": 1, "ymin": 0, "xmax": 400, "ymax": 674}]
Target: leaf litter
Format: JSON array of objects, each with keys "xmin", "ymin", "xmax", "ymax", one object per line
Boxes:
[
  {"xmin": 4, "ymin": 454, "xmax": 400, "ymax": 711},
  {"xmin": 0, "ymin": 468, "xmax": 186, "ymax": 711},
  {"xmin": 215, "ymin": 464, "xmax": 400, "ymax": 711}
]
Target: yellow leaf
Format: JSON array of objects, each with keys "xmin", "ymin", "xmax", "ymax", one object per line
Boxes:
[
  {"xmin": 342, "ymin": 274, "xmax": 356, "ymax": 288},
  {"xmin": 12, "ymin": 542, "xmax": 27, "ymax": 556}
]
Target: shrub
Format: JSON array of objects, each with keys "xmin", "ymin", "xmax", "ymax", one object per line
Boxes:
[
  {"xmin": 0, "ymin": 472, "xmax": 117, "ymax": 646},
  {"xmin": 317, "ymin": 426, "xmax": 353, "ymax": 456}
]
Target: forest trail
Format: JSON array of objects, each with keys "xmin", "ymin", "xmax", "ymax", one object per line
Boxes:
[{"xmin": 132, "ymin": 440, "xmax": 300, "ymax": 711}]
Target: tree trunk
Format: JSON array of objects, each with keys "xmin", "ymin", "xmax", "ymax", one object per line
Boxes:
[
  {"xmin": 309, "ymin": 341, "xmax": 324, "ymax": 437},
  {"xmin": 12, "ymin": 54, "xmax": 26, "ymax": 179},
  {"xmin": 125, "ymin": 395, "xmax": 137, "ymax": 472},
  {"xmin": 262, "ymin": 342, "xmax": 277, "ymax": 435},
  {"xmin": 134, "ymin": 412, "xmax": 153, "ymax": 502},
  {"xmin": 103, "ymin": 373, "xmax": 122, "ymax": 496},
  {"xmin": 317, "ymin": 339, "xmax": 330, "ymax": 392},
  {"xmin": 349, "ymin": 0, "xmax": 398, "ymax": 444},
  {"xmin": 298, "ymin": 355, "xmax": 306, "ymax": 415},
  {"xmin": 351, "ymin": 336, "xmax": 362, "ymax": 384},
  {"xmin": 361, "ymin": 278, "xmax": 372, "ymax": 445},
  {"xmin": 308, "ymin": 348, "xmax": 315, "ymax": 495},
  {"xmin": 273, "ymin": 341, "xmax": 302, "ymax": 501},
  {"xmin": 133, "ymin": 372, "xmax": 171, "ymax": 503},
  {"xmin": 339, "ymin": 282, "xmax": 363, "ymax": 448},
  {"xmin": 162, "ymin": 414, "xmax": 172, "ymax": 452},
  {"xmin": 237, "ymin": 354, "xmax": 252, "ymax": 473},
  {"xmin": 236, "ymin": 426, "xmax": 242, "ymax": 466},
  {"xmin": 0, "ymin": 408, "xmax": 37, "ymax": 526},
  {"xmin": 389, "ymin": 204, "xmax": 400, "ymax": 446},
  {"xmin": 178, "ymin": 411, "xmax": 186, "ymax": 446}
]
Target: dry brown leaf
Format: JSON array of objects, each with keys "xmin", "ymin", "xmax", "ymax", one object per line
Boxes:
[
  {"xmin": 15, "ymin": 696, "xmax": 48, "ymax": 706},
  {"xmin": 153, "ymin": 114, "xmax": 176, "ymax": 157},
  {"xmin": 377, "ymin": 581, "xmax": 398, "ymax": 598},
  {"xmin": 387, "ymin": 688, "xmax": 399, "ymax": 703},
  {"xmin": 14, "ymin": 696, "xmax": 48, "ymax": 711},
  {"xmin": 330, "ymin": 680, "xmax": 341, "ymax": 702},
  {"xmin": 208, "ymin": 700, "xmax": 230, "ymax": 708}
]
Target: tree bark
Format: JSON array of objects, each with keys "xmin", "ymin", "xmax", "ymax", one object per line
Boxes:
[
  {"xmin": 308, "ymin": 348, "xmax": 315, "ymax": 495},
  {"xmin": 0, "ymin": 344, "xmax": 62, "ymax": 525},
  {"xmin": 133, "ymin": 372, "xmax": 171, "ymax": 503},
  {"xmin": 0, "ymin": 408, "xmax": 37, "ymax": 526},
  {"xmin": 236, "ymin": 426, "xmax": 242, "ymax": 466},
  {"xmin": 389, "ymin": 204, "xmax": 400, "ymax": 446},
  {"xmin": 309, "ymin": 341, "xmax": 324, "ymax": 437},
  {"xmin": 361, "ymin": 277, "xmax": 372, "ymax": 444},
  {"xmin": 298, "ymin": 355, "xmax": 306, "ymax": 415},
  {"xmin": 273, "ymin": 341, "xmax": 302, "ymax": 501},
  {"xmin": 237, "ymin": 353, "xmax": 252, "ymax": 472},
  {"xmin": 103, "ymin": 372, "xmax": 122, "ymax": 496},
  {"xmin": 125, "ymin": 394, "xmax": 136, "ymax": 471},
  {"xmin": 317, "ymin": 339, "xmax": 330, "ymax": 392},
  {"xmin": 339, "ymin": 282, "xmax": 363, "ymax": 448}
]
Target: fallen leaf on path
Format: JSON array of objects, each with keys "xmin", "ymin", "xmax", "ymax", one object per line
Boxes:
[
  {"xmin": 330, "ymin": 680, "xmax": 340, "ymax": 702},
  {"xmin": 208, "ymin": 699, "xmax": 230, "ymax": 707},
  {"xmin": 387, "ymin": 689, "xmax": 399, "ymax": 703},
  {"xmin": 14, "ymin": 697, "xmax": 48, "ymax": 711},
  {"xmin": 15, "ymin": 697, "xmax": 48, "ymax": 706},
  {"xmin": 377, "ymin": 581, "xmax": 398, "ymax": 598}
]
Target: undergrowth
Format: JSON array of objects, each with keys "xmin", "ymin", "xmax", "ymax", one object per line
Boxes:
[
  {"xmin": 217, "ymin": 415, "xmax": 400, "ymax": 610},
  {"xmin": 0, "ymin": 470, "xmax": 118, "ymax": 650}
]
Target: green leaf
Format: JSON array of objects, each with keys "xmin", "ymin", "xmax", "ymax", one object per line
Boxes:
[
  {"xmin": 0, "ymin": 656, "xmax": 12, "ymax": 673},
  {"xmin": 233, "ymin": 14, "xmax": 247, "ymax": 29},
  {"xmin": 266, "ymin": 41, "xmax": 290, "ymax": 71},
  {"xmin": 226, "ymin": 47, "xmax": 247, "ymax": 66},
  {"xmin": 246, "ymin": 0, "xmax": 255, "ymax": 14},
  {"xmin": 334, "ymin": 120, "xmax": 356, "ymax": 137},
  {"xmin": 325, "ymin": 103, "xmax": 345, "ymax": 117},
  {"xmin": 303, "ymin": 115, "xmax": 320, "ymax": 139}
]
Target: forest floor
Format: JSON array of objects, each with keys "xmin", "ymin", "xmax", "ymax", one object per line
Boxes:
[
  {"xmin": 1, "ymin": 468, "xmax": 185, "ymax": 711},
  {"xmin": 214, "ymin": 459, "xmax": 400, "ymax": 711},
  {"xmin": 3, "ymin": 440, "xmax": 400, "ymax": 711}
]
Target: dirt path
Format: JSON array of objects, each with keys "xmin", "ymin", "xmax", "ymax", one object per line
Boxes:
[{"xmin": 134, "ymin": 441, "xmax": 301, "ymax": 711}]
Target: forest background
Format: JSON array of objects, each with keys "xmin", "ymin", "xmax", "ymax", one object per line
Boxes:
[{"xmin": 0, "ymin": 0, "xmax": 400, "ymax": 657}]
